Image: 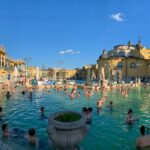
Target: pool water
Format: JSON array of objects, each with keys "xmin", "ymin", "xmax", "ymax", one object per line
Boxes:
[{"xmin": 0, "ymin": 86, "xmax": 150, "ymax": 150}]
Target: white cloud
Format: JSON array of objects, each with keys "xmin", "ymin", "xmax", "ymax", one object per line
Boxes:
[
  {"xmin": 110, "ymin": 13, "xmax": 124, "ymax": 22},
  {"xmin": 59, "ymin": 49, "xmax": 80, "ymax": 55}
]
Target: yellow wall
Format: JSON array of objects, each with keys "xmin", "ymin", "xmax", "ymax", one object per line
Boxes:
[
  {"xmin": 65, "ymin": 69, "xmax": 77, "ymax": 78},
  {"xmin": 140, "ymin": 48, "xmax": 150, "ymax": 59},
  {"xmin": 98, "ymin": 57, "xmax": 150, "ymax": 80}
]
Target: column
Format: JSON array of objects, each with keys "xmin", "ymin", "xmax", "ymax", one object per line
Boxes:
[
  {"xmin": 3, "ymin": 55, "xmax": 6, "ymax": 67},
  {"xmin": 0, "ymin": 54, "xmax": 2, "ymax": 67}
]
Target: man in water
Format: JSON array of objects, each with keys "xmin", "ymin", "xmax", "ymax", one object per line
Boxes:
[
  {"xmin": 27, "ymin": 128, "xmax": 39, "ymax": 147},
  {"xmin": 86, "ymin": 107, "xmax": 93, "ymax": 124},
  {"xmin": 136, "ymin": 126, "xmax": 150, "ymax": 148},
  {"xmin": 40, "ymin": 106, "xmax": 46, "ymax": 119}
]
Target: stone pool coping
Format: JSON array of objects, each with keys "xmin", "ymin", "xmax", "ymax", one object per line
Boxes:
[{"xmin": 0, "ymin": 140, "xmax": 25, "ymax": 150}]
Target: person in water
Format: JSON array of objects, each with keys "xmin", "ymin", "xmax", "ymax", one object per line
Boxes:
[
  {"xmin": 64, "ymin": 88, "xmax": 68, "ymax": 94},
  {"xmin": 97, "ymin": 98, "xmax": 103, "ymax": 112},
  {"xmin": 40, "ymin": 106, "xmax": 46, "ymax": 119},
  {"xmin": 136, "ymin": 125, "xmax": 150, "ymax": 148},
  {"xmin": 27, "ymin": 128, "xmax": 39, "ymax": 147},
  {"xmin": 0, "ymin": 107, "xmax": 3, "ymax": 118},
  {"xmin": 126, "ymin": 109, "xmax": 137, "ymax": 124},
  {"xmin": 82, "ymin": 107, "xmax": 93, "ymax": 123},
  {"xmin": 86, "ymin": 107, "xmax": 93, "ymax": 124},
  {"xmin": 107, "ymin": 101, "xmax": 113, "ymax": 109},
  {"xmin": 77, "ymin": 92, "xmax": 81, "ymax": 98},
  {"xmin": 22, "ymin": 91, "xmax": 25, "ymax": 95},
  {"xmin": 29, "ymin": 92, "xmax": 32, "ymax": 100},
  {"xmin": 1, "ymin": 123, "xmax": 10, "ymax": 138},
  {"xmin": 69, "ymin": 89, "xmax": 76, "ymax": 99},
  {"xmin": 6, "ymin": 91, "xmax": 11, "ymax": 99},
  {"xmin": 82, "ymin": 107, "xmax": 87, "ymax": 115}
]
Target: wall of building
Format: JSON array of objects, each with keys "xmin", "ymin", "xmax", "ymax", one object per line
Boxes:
[{"xmin": 97, "ymin": 41, "xmax": 150, "ymax": 82}]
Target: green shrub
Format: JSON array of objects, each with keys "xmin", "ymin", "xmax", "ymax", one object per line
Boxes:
[{"xmin": 55, "ymin": 112, "xmax": 81, "ymax": 122}]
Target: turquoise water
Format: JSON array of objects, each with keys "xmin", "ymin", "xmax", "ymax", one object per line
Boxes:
[{"xmin": 0, "ymin": 86, "xmax": 150, "ymax": 150}]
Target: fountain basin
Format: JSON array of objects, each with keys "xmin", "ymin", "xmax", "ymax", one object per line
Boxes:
[{"xmin": 48, "ymin": 111, "xmax": 89, "ymax": 150}]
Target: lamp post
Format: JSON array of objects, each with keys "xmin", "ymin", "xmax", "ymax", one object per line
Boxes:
[
  {"xmin": 58, "ymin": 60, "xmax": 64, "ymax": 80},
  {"xmin": 125, "ymin": 57, "xmax": 128, "ymax": 82}
]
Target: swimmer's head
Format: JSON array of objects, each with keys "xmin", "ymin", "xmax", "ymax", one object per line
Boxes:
[
  {"xmin": 2, "ymin": 123, "xmax": 8, "ymax": 132},
  {"xmin": 140, "ymin": 126, "xmax": 145, "ymax": 135},
  {"xmin": 128, "ymin": 109, "xmax": 133, "ymax": 114},
  {"xmin": 28, "ymin": 128, "xmax": 36, "ymax": 136},
  {"xmin": 40, "ymin": 106, "xmax": 45, "ymax": 113},
  {"xmin": 88, "ymin": 107, "xmax": 93, "ymax": 112},
  {"xmin": 82, "ymin": 107, "xmax": 87, "ymax": 112},
  {"xmin": 0, "ymin": 107, "xmax": 2, "ymax": 112},
  {"xmin": 110, "ymin": 101, "xmax": 113, "ymax": 105}
]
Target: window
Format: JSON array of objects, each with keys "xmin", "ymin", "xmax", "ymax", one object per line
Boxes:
[
  {"xmin": 130, "ymin": 62, "xmax": 136, "ymax": 68},
  {"xmin": 117, "ymin": 62, "xmax": 123, "ymax": 69},
  {"xmin": 118, "ymin": 51, "xmax": 126, "ymax": 57}
]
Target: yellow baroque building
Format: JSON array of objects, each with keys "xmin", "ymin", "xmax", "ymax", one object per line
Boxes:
[
  {"xmin": 97, "ymin": 40, "xmax": 150, "ymax": 83},
  {"xmin": 0, "ymin": 45, "xmax": 25, "ymax": 77},
  {"xmin": 47, "ymin": 68, "xmax": 77, "ymax": 79}
]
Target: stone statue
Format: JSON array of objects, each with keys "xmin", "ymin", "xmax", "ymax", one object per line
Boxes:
[
  {"xmin": 99, "ymin": 64, "xmax": 108, "ymax": 88},
  {"xmin": 105, "ymin": 63, "xmax": 110, "ymax": 80},
  {"xmin": 99, "ymin": 66, "xmax": 105, "ymax": 80}
]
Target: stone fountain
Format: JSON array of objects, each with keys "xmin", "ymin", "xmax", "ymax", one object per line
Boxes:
[{"xmin": 48, "ymin": 111, "xmax": 89, "ymax": 150}]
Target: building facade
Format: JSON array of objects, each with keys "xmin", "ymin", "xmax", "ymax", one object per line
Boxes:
[
  {"xmin": 47, "ymin": 68, "xmax": 77, "ymax": 79},
  {"xmin": 97, "ymin": 40, "xmax": 150, "ymax": 83},
  {"xmin": 0, "ymin": 45, "xmax": 25, "ymax": 78}
]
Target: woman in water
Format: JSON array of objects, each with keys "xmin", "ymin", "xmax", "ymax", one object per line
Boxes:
[
  {"xmin": 77, "ymin": 92, "xmax": 80, "ymax": 98},
  {"xmin": 69, "ymin": 89, "xmax": 76, "ymax": 99},
  {"xmin": 126, "ymin": 109, "xmax": 137, "ymax": 124}
]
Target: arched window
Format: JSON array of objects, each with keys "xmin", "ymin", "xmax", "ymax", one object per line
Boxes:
[
  {"xmin": 130, "ymin": 62, "xmax": 136, "ymax": 68},
  {"xmin": 117, "ymin": 62, "xmax": 123, "ymax": 69}
]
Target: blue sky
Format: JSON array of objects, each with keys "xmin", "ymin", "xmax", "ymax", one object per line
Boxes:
[{"xmin": 0, "ymin": 0, "xmax": 150, "ymax": 69}]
